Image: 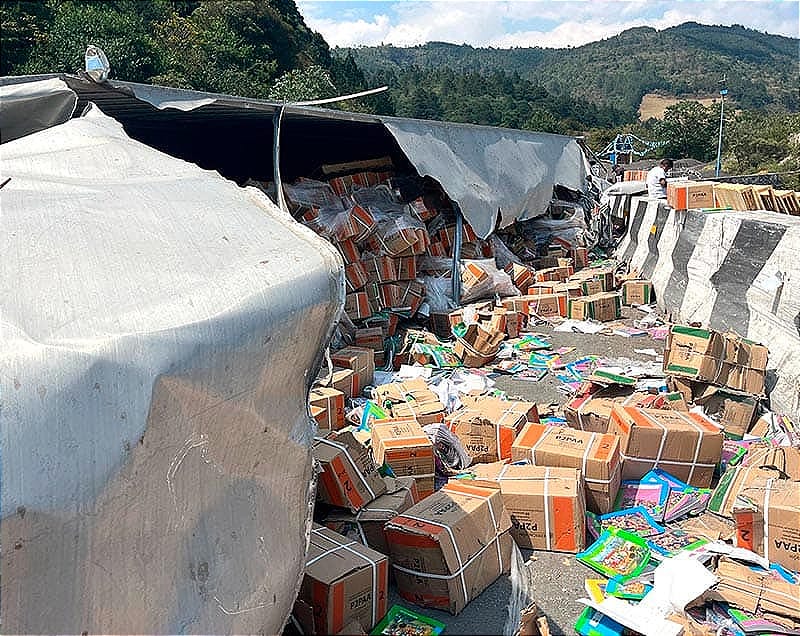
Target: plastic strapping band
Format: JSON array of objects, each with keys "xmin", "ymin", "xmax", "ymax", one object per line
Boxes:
[
  {"xmin": 674, "ymin": 411, "xmax": 706, "ymax": 484},
  {"xmin": 581, "ymin": 432, "xmax": 598, "ymax": 482},
  {"xmin": 310, "ymin": 527, "xmax": 379, "ymax": 628},
  {"xmin": 544, "ymin": 467, "xmax": 552, "ymax": 551},
  {"xmin": 617, "ymin": 453, "xmax": 715, "ymax": 469},
  {"xmin": 397, "ymin": 514, "xmax": 468, "ymax": 604},
  {"xmin": 314, "ymin": 437, "xmax": 377, "ymax": 501},
  {"xmin": 763, "ymin": 478, "xmax": 774, "ymax": 562},
  {"xmin": 639, "ymin": 410, "xmax": 669, "ymax": 470},
  {"xmin": 497, "ymin": 463, "xmax": 512, "ymax": 481}
]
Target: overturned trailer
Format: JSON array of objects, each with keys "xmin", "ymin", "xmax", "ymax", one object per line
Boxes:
[{"xmin": 0, "ymin": 75, "xmax": 590, "ymax": 633}]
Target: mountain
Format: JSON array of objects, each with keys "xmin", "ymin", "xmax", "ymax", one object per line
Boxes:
[{"xmin": 340, "ymin": 23, "xmax": 799, "ymax": 115}]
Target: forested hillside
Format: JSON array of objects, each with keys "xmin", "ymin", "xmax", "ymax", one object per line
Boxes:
[{"xmin": 344, "ymin": 23, "xmax": 799, "ymax": 113}]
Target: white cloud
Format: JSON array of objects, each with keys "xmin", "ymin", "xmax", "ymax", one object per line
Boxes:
[{"xmin": 298, "ymin": 0, "xmax": 799, "ymax": 49}]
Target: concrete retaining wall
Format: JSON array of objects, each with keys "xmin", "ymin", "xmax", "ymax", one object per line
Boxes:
[{"xmin": 612, "ymin": 194, "xmax": 800, "ymax": 420}]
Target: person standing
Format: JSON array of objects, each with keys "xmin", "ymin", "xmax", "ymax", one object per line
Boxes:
[{"xmin": 646, "ymin": 158, "xmax": 674, "ymax": 198}]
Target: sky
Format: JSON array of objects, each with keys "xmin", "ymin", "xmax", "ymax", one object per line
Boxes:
[{"xmin": 296, "ymin": 0, "xmax": 800, "ymax": 49}]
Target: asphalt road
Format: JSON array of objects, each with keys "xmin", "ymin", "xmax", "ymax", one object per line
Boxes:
[{"xmin": 385, "ymin": 308, "xmax": 668, "ymax": 635}]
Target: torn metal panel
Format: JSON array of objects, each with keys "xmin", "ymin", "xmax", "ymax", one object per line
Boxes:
[
  {"xmin": 1, "ymin": 104, "xmax": 343, "ymax": 634},
  {"xmin": 380, "ymin": 117, "xmax": 587, "ymax": 238},
  {"xmin": 0, "ymin": 76, "xmax": 77, "ymax": 142}
]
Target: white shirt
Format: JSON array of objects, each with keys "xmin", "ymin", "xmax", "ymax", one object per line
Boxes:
[{"xmin": 647, "ymin": 166, "xmax": 667, "ymax": 198}]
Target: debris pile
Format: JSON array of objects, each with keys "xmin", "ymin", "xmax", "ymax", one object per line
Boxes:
[{"xmin": 282, "ymin": 165, "xmax": 798, "ymax": 636}]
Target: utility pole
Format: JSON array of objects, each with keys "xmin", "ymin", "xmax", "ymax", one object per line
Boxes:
[{"xmin": 715, "ymin": 76, "xmax": 728, "ymax": 178}]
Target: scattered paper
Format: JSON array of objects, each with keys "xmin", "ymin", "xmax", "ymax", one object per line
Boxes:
[
  {"xmin": 396, "ymin": 364, "xmax": 432, "ymax": 380},
  {"xmin": 554, "ymin": 319, "xmax": 606, "ymax": 334},
  {"xmin": 634, "ymin": 348, "xmax": 660, "ymax": 357}
]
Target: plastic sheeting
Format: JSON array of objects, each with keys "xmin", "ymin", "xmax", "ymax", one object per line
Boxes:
[
  {"xmin": 380, "ymin": 118, "xmax": 588, "ymax": 238},
  {"xmin": 0, "ymin": 104, "xmax": 343, "ymax": 633},
  {"xmin": 0, "ymin": 76, "xmax": 77, "ymax": 142},
  {"xmin": 7, "ymin": 76, "xmax": 589, "ymax": 242}
]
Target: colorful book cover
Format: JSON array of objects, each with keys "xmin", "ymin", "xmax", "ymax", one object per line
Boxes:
[
  {"xmin": 605, "ymin": 577, "xmax": 652, "ymax": 600},
  {"xmin": 646, "ymin": 529, "xmax": 709, "ymax": 559},
  {"xmin": 614, "ymin": 481, "xmax": 669, "ymax": 520},
  {"xmin": 599, "ymin": 506, "xmax": 665, "ymax": 538},
  {"xmin": 584, "ymin": 578, "xmax": 607, "ymax": 603},
  {"xmin": 370, "ymin": 605, "xmax": 446, "ymax": 636},
  {"xmin": 576, "ymin": 527, "xmax": 651, "ymax": 581},
  {"xmin": 574, "ymin": 607, "xmax": 627, "ymax": 636}
]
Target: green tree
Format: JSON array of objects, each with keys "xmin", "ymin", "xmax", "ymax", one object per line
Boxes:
[
  {"xmin": 0, "ymin": 1, "xmax": 54, "ymax": 75},
  {"xmin": 269, "ymin": 64, "xmax": 336, "ymax": 101},
  {"xmin": 656, "ymin": 100, "xmax": 717, "ymax": 160}
]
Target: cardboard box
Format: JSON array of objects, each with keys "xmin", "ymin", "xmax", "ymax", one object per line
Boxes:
[
  {"xmin": 446, "ymin": 395, "xmax": 539, "ymax": 463},
  {"xmin": 621, "ymin": 279, "xmax": 653, "ymax": 305},
  {"xmin": 298, "ymin": 524, "xmax": 389, "ymax": 634},
  {"xmin": 709, "ymin": 445, "xmax": 800, "ymax": 518},
  {"xmin": 323, "ymin": 476, "xmax": 419, "ymax": 555},
  {"xmin": 461, "ymin": 262, "xmax": 490, "ymax": 296},
  {"xmin": 345, "ymin": 292, "xmax": 371, "ymax": 321},
  {"xmin": 461, "ymin": 322, "xmax": 505, "ymax": 355},
  {"xmin": 734, "ymin": 478, "xmax": 800, "ymax": 572},
  {"xmin": 570, "ymin": 247, "xmax": 589, "ymax": 269},
  {"xmin": 692, "ymin": 384, "xmax": 758, "ymax": 439},
  {"xmin": 471, "ymin": 462, "xmax": 586, "ymax": 552},
  {"xmin": 567, "ymin": 292, "xmax": 621, "ymax": 322},
  {"xmin": 372, "ymin": 378, "xmax": 446, "ymax": 425},
  {"xmin": 384, "ymin": 481, "xmax": 513, "ymax": 615},
  {"xmin": 371, "ymin": 418, "xmax": 436, "ymax": 497},
  {"xmin": 711, "ymin": 557, "xmax": 800, "ymax": 621},
  {"xmin": 552, "ymin": 282, "xmax": 584, "ymax": 298},
  {"xmin": 569, "ymin": 267, "xmax": 615, "ymax": 292},
  {"xmin": 330, "ymin": 367, "xmax": 358, "ymax": 398},
  {"xmin": 527, "ymin": 293, "xmax": 568, "ymax": 319},
  {"xmin": 362, "ymin": 256, "xmax": 398, "ymax": 284},
  {"xmin": 505, "ymin": 262, "xmax": 533, "ymax": 291},
  {"xmin": 310, "ymin": 387, "xmax": 346, "ymax": 431},
  {"xmin": 345, "ymin": 260, "xmax": 370, "ymax": 292},
  {"xmin": 395, "ymin": 279, "xmax": 425, "ymax": 314},
  {"xmin": 355, "ymin": 327, "xmax": 384, "ymax": 352},
  {"xmin": 501, "ymin": 295, "xmax": 539, "ymax": 316},
  {"xmin": 667, "ymin": 181, "xmax": 716, "ymax": 210},
  {"xmin": 608, "ymin": 405, "xmax": 723, "ymax": 487},
  {"xmin": 664, "ymin": 326, "xmax": 768, "ymax": 395},
  {"xmin": 511, "ymin": 424, "xmax": 621, "ymax": 514},
  {"xmin": 563, "ymin": 383, "xmax": 640, "ymax": 433},
  {"xmin": 527, "ymin": 282, "xmax": 555, "ymax": 295},
  {"xmin": 395, "ymin": 256, "xmax": 418, "ymax": 281},
  {"xmin": 337, "ymin": 239, "xmax": 360, "ymax": 264},
  {"xmin": 313, "ymin": 431, "xmax": 387, "ymax": 512},
  {"xmin": 535, "ymin": 265, "xmax": 573, "ymax": 283},
  {"xmin": 331, "ymin": 347, "xmax": 375, "ymax": 395}
]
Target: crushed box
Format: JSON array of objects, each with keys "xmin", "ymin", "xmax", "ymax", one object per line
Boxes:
[
  {"xmin": 297, "ymin": 524, "xmax": 389, "ymax": 634},
  {"xmin": 313, "ymin": 430, "xmax": 387, "ymax": 512},
  {"xmin": 663, "ymin": 326, "xmax": 768, "ymax": 395},
  {"xmin": 323, "ymin": 476, "xmax": 419, "ymax": 555},
  {"xmin": 371, "ymin": 418, "xmax": 436, "ymax": 497},
  {"xmin": 446, "ymin": 395, "xmax": 539, "ymax": 463},
  {"xmin": 608, "ymin": 405, "xmax": 723, "ymax": 487},
  {"xmin": 372, "ymin": 377, "xmax": 446, "ymax": 425},
  {"xmin": 511, "ymin": 423, "xmax": 621, "ymax": 514},
  {"xmin": 330, "ymin": 367, "xmax": 358, "ymax": 398},
  {"xmin": 471, "ymin": 462, "xmax": 586, "ymax": 552},
  {"xmin": 384, "ymin": 481, "xmax": 513, "ymax": 615},
  {"xmin": 711, "ymin": 557, "xmax": 800, "ymax": 622}
]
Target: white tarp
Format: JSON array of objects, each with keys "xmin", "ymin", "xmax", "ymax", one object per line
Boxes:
[{"xmin": 1, "ymin": 104, "xmax": 343, "ymax": 633}]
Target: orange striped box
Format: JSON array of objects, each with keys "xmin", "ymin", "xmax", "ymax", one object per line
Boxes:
[
  {"xmin": 527, "ymin": 292, "xmax": 568, "ymax": 318},
  {"xmin": 313, "ymin": 431, "xmax": 386, "ymax": 512},
  {"xmin": 298, "ymin": 524, "xmax": 389, "ymax": 634},
  {"xmin": 608, "ymin": 405, "xmax": 723, "ymax": 487},
  {"xmin": 511, "ymin": 423, "xmax": 621, "ymax": 514},
  {"xmin": 309, "ymin": 387, "xmax": 346, "ymax": 431},
  {"xmin": 372, "ymin": 418, "xmax": 435, "ymax": 497},
  {"xmin": 384, "ymin": 482, "xmax": 512, "ymax": 615},
  {"xmin": 345, "ymin": 292, "xmax": 370, "ymax": 321},
  {"xmin": 344, "ymin": 260, "xmax": 370, "ymax": 292},
  {"xmin": 471, "ymin": 462, "xmax": 586, "ymax": 552},
  {"xmin": 445, "ymin": 395, "xmax": 538, "ymax": 464}
]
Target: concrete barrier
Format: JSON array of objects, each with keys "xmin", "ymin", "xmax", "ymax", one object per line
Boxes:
[{"xmin": 613, "ymin": 195, "xmax": 800, "ymax": 420}]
